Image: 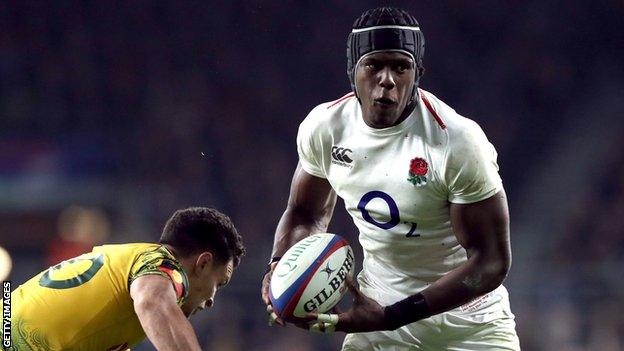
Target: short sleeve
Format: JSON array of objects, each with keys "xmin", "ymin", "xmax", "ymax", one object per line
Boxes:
[
  {"xmin": 444, "ymin": 121, "xmax": 503, "ymax": 204},
  {"xmin": 296, "ymin": 110, "xmax": 326, "ymax": 178},
  {"xmin": 128, "ymin": 247, "xmax": 189, "ymax": 305}
]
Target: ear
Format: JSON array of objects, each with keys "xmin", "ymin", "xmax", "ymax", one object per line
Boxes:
[{"xmin": 194, "ymin": 251, "xmax": 215, "ymax": 274}]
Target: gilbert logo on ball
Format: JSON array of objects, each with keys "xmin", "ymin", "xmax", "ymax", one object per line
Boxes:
[{"xmin": 269, "ymin": 233, "xmax": 354, "ymax": 322}]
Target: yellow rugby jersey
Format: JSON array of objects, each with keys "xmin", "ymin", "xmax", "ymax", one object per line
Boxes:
[{"xmin": 4, "ymin": 243, "xmax": 189, "ymax": 351}]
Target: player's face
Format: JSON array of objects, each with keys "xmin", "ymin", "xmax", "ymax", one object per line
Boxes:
[
  {"xmin": 183, "ymin": 256, "xmax": 233, "ymax": 317},
  {"xmin": 355, "ymin": 51, "xmax": 415, "ymax": 128}
]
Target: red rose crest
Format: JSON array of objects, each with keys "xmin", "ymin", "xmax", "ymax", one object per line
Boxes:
[
  {"xmin": 410, "ymin": 158, "xmax": 428, "ymax": 176},
  {"xmin": 408, "ymin": 157, "xmax": 428, "ymax": 187}
]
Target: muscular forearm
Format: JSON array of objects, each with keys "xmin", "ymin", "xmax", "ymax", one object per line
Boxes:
[
  {"xmin": 270, "ymin": 164, "xmax": 336, "ymax": 260},
  {"xmin": 136, "ymin": 300, "xmax": 202, "ymax": 351},
  {"xmin": 420, "ymin": 253, "xmax": 509, "ymax": 315},
  {"xmin": 271, "ymin": 206, "xmax": 332, "ymax": 258},
  {"xmin": 383, "ymin": 251, "xmax": 509, "ymax": 330},
  {"xmin": 417, "ymin": 190, "xmax": 512, "ymax": 317}
]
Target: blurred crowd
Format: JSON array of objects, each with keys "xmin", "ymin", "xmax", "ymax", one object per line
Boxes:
[
  {"xmin": 0, "ymin": 1, "xmax": 623, "ymax": 350},
  {"xmin": 529, "ymin": 136, "xmax": 624, "ymax": 351}
]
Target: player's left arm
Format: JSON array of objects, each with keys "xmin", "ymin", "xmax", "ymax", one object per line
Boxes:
[
  {"xmin": 420, "ymin": 189, "xmax": 511, "ymax": 315},
  {"xmin": 402, "ymin": 121, "xmax": 511, "ymax": 327}
]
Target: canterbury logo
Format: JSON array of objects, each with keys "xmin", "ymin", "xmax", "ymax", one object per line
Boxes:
[{"xmin": 331, "ymin": 146, "xmax": 353, "ymax": 163}]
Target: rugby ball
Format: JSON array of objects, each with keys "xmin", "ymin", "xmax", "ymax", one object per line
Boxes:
[{"xmin": 269, "ymin": 233, "xmax": 354, "ymax": 322}]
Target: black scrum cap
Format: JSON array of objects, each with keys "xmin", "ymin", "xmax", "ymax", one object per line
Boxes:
[{"xmin": 347, "ymin": 7, "xmax": 425, "ymax": 97}]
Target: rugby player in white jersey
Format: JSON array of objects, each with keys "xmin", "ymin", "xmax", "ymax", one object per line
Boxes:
[{"xmin": 261, "ymin": 7, "xmax": 520, "ymax": 350}]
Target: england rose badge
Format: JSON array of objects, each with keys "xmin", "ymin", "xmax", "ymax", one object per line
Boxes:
[{"xmin": 407, "ymin": 157, "xmax": 428, "ymax": 187}]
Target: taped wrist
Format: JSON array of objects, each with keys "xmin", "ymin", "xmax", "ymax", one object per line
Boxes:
[{"xmin": 382, "ymin": 293, "xmax": 432, "ymax": 330}]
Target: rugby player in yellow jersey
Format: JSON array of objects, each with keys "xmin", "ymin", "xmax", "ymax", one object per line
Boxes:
[{"xmin": 3, "ymin": 207, "xmax": 245, "ymax": 350}]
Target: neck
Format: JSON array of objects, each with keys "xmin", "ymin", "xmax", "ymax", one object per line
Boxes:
[
  {"xmin": 394, "ymin": 100, "xmax": 417, "ymax": 126},
  {"xmin": 162, "ymin": 244, "xmax": 178, "ymax": 258},
  {"xmin": 362, "ymin": 99, "xmax": 417, "ymax": 129},
  {"xmin": 162, "ymin": 244, "xmax": 192, "ymax": 270}
]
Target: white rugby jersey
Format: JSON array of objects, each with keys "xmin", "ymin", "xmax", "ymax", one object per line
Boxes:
[{"xmin": 297, "ymin": 88, "xmax": 505, "ymax": 306}]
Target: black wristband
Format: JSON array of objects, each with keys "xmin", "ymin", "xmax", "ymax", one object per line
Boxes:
[{"xmin": 382, "ymin": 293, "xmax": 432, "ymax": 330}]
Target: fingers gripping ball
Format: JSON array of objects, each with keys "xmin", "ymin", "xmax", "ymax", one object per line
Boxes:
[
  {"xmin": 309, "ymin": 313, "xmax": 339, "ymax": 333},
  {"xmin": 266, "ymin": 304, "xmax": 280, "ymax": 326},
  {"xmin": 269, "ymin": 233, "xmax": 354, "ymax": 323}
]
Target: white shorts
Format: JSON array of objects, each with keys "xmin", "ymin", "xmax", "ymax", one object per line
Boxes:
[{"xmin": 342, "ymin": 285, "xmax": 520, "ymax": 351}]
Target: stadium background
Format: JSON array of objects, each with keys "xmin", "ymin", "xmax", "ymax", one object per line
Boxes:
[{"xmin": 1, "ymin": 1, "xmax": 623, "ymax": 350}]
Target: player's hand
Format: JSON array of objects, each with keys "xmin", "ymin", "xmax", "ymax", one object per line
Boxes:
[
  {"xmin": 302, "ymin": 277, "xmax": 388, "ymax": 334},
  {"xmin": 261, "ymin": 261, "xmax": 285, "ymax": 326}
]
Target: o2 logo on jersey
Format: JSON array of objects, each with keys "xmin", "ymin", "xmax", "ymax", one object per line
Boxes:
[
  {"xmin": 39, "ymin": 254, "xmax": 105, "ymax": 289},
  {"xmin": 357, "ymin": 191, "xmax": 419, "ymax": 237}
]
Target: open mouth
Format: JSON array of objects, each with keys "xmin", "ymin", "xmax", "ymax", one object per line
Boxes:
[{"xmin": 373, "ymin": 97, "xmax": 396, "ymax": 106}]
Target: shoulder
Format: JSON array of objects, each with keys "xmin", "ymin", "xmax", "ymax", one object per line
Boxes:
[
  {"xmin": 299, "ymin": 92, "xmax": 357, "ymax": 135},
  {"xmin": 129, "ymin": 245, "xmax": 189, "ymax": 303},
  {"xmin": 131, "ymin": 244, "xmax": 175, "ymax": 264},
  {"xmin": 93, "ymin": 242, "xmax": 159, "ymax": 257},
  {"xmin": 418, "ymin": 89, "xmax": 489, "ymax": 150}
]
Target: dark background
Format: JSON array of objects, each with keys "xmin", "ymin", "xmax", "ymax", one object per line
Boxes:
[{"xmin": 1, "ymin": 1, "xmax": 623, "ymax": 350}]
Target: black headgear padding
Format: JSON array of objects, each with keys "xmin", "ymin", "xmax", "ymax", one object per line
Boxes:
[{"xmin": 347, "ymin": 7, "xmax": 425, "ymax": 96}]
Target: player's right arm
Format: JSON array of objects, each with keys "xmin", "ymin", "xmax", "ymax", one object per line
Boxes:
[
  {"xmin": 261, "ymin": 163, "xmax": 337, "ymax": 318},
  {"xmin": 271, "ymin": 162, "xmax": 336, "ymax": 259},
  {"xmin": 130, "ymin": 275, "xmax": 202, "ymax": 351}
]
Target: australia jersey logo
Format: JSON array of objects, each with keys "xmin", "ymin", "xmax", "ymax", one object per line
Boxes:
[
  {"xmin": 407, "ymin": 157, "xmax": 428, "ymax": 187},
  {"xmin": 331, "ymin": 146, "xmax": 354, "ymax": 168}
]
